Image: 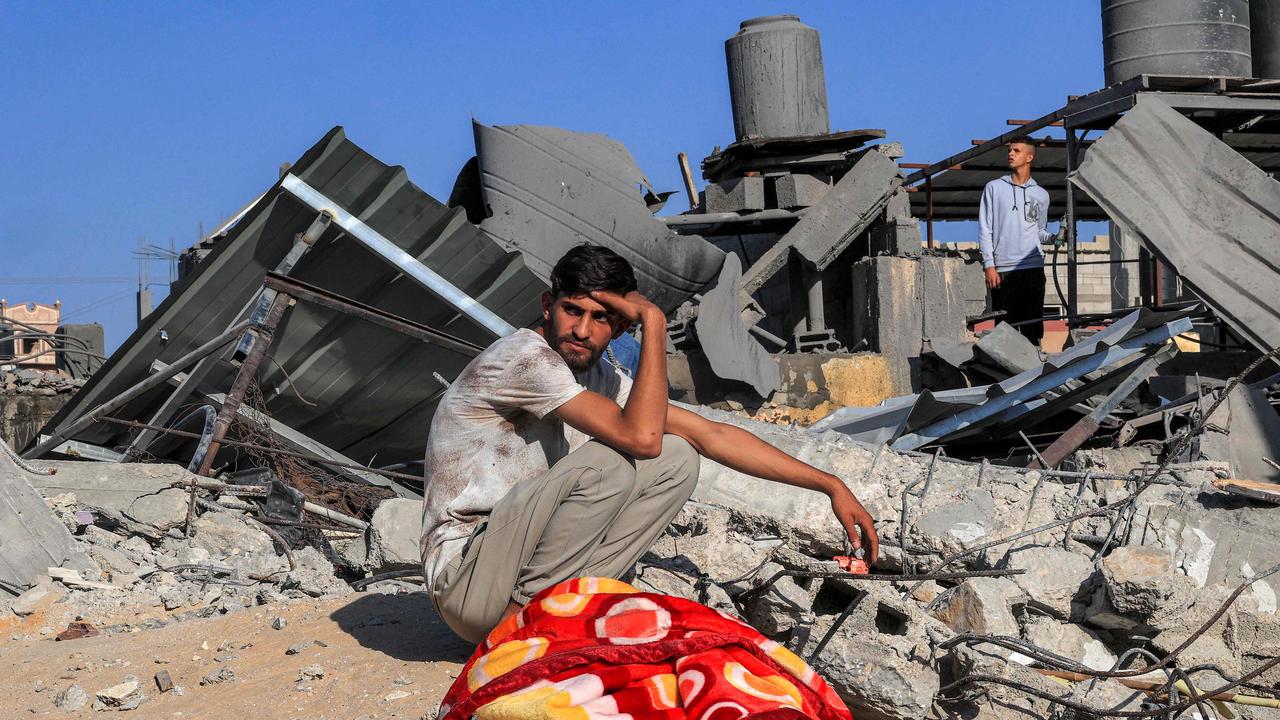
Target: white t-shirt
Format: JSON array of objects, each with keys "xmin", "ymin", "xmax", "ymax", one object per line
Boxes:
[{"xmin": 419, "ymin": 329, "xmax": 632, "ymax": 586}]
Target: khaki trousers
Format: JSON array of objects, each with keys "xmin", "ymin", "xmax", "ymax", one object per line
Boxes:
[{"xmin": 431, "ymin": 434, "xmax": 699, "ymax": 643}]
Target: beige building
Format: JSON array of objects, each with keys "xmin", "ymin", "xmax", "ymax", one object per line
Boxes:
[{"xmin": 1, "ymin": 300, "xmax": 61, "ymax": 368}]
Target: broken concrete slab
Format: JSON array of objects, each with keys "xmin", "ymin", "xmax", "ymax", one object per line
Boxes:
[
  {"xmin": 930, "ymin": 577, "xmax": 1022, "ymax": 636},
  {"xmin": 0, "ymin": 452, "xmax": 99, "ymax": 596},
  {"xmin": 693, "ymin": 253, "xmax": 782, "ymax": 397},
  {"xmin": 1100, "ymin": 544, "xmax": 1195, "ymax": 624},
  {"xmin": 741, "ymin": 149, "xmax": 901, "ymax": 295},
  {"xmin": 999, "ymin": 545, "xmax": 1095, "ymax": 621},
  {"xmin": 10, "ymin": 580, "xmax": 66, "ymax": 616},
  {"xmin": 473, "ymin": 122, "xmax": 725, "ymax": 313},
  {"xmin": 1073, "ymin": 96, "xmax": 1280, "ymax": 356},
  {"xmin": 190, "ymin": 511, "xmax": 276, "ymax": 559},
  {"xmin": 1022, "ymin": 616, "xmax": 1117, "ymax": 672},
  {"xmin": 367, "ymin": 498, "xmax": 422, "ymax": 569},
  {"xmin": 849, "ymin": 255, "xmax": 968, "ymax": 389},
  {"xmin": 26, "ymin": 461, "xmax": 196, "ymax": 527}
]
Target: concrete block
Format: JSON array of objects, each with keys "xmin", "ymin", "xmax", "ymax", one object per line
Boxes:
[
  {"xmin": 369, "ymin": 498, "xmax": 422, "ymax": 568},
  {"xmin": 703, "ymin": 176, "xmax": 765, "ymax": 213},
  {"xmin": 774, "ymin": 173, "xmax": 830, "ymax": 209},
  {"xmin": 1101, "ymin": 545, "xmax": 1195, "ymax": 623},
  {"xmin": 1000, "ymin": 545, "xmax": 1095, "ymax": 620},
  {"xmin": 11, "ymin": 581, "xmax": 65, "ymax": 616},
  {"xmin": 930, "ymin": 577, "xmax": 1022, "ymax": 636}
]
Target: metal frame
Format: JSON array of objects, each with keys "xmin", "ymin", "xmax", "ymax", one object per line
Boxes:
[
  {"xmin": 280, "ymin": 174, "xmax": 516, "ymax": 338},
  {"xmin": 900, "ymin": 74, "xmax": 1280, "ymax": 326}
]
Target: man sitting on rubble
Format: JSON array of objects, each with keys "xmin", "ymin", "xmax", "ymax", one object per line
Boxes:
[{"xmin": 421, "ymin": 244, "xmax": 879, "ymax": 643}]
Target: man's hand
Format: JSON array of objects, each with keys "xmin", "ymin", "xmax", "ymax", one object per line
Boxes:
[
  {"xmin": 590, "ymin": 290, "xmax": 662, "ymax": 328},
  {"xmin": 984, "ymin": 267, "xmax": 1001, "ymax": 290},
  {"xmin": 829, "ymin": 484, "xmax": 878, "ymax": 565}
]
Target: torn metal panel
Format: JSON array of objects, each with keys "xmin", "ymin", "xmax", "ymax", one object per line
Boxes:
[
  {"xmin": 741, "ymin": 149, "xmax": 901, "ymax": 295},
  {"xmin": 472, "ymin": 122, "xmax": 726, "ymax": 312},
  {"xmin": 692, "ymin": 254, "xmax": 781, "ymax": 397},
  {"xmin": 35, "ymin": 127, "xmax": 546, "ymax": 479},
  {"xmin": 0, "ymin": 452, "xmax": 99, "ymax": 595},
  {"xmin": 1072, "ymin": 97, "xmax": 1280, "ymax": 354},
  {"xmin": 1223, "ymin": 384, "xmax": 1280, "ymax": 482}
]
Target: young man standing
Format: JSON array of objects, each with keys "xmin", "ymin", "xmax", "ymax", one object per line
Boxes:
[
  {"xmin": 978, "ymin": 137, "xmax": 1056, "ymax": 346},
  {"xmin": 421, "ymin": 245, "xmax": 879, "ymax": 643}
]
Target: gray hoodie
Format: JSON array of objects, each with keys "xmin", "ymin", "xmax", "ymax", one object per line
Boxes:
[{"xmin": 978, "ymin": 175, "xmax": 1052, "ymax": 272}]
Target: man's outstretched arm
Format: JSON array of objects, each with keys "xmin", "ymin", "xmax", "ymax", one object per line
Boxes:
[{"xmin": 665, "ymin": 404, "xmax": 879, "ymax": 564}]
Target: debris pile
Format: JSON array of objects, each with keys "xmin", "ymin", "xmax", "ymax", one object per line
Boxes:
[{"xmin": 629, "ymin": 406, "xmax": 1280, "ymax": 719}]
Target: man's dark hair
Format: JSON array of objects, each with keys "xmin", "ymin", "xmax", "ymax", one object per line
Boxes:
[
  {"xmin": 1009, "ymin": 137, "xmax": 1037, "ymax": 150},
  {"xmin": 549, "ymin": 244, "xmax": 638, "ymax": 298}
]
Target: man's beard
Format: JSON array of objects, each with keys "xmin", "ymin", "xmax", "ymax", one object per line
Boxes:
[{"xmin": 552, "ymin": 334, "xmax": 602, "ymax": 373}]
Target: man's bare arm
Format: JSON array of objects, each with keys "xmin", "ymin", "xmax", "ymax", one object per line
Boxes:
[
  {"xmin": 666, "ymin": 404, "xmax": 879, "ymax": 564},
  {"xmin": 553, "ymin": 290, "xmax": 668, "ymax": 459}
]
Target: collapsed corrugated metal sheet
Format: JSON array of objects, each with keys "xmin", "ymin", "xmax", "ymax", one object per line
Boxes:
[
  {"xmin": 811, "ymin": 307, "xmax": 1194, "ymax": 449},
  {"xmin": 693, "ymin": 253, "xmax": 781, "ymax": 396},
  {"xmin": 1072, "ymin": 97, "xmax": 1280, "ymax": 354},
  {"xmin": 34, "ymin": 127, "xmax": 547, "ymax": 489},
  {"xmin": 473, "ymin": 122, "xmax": 726, "ymax": 312}
]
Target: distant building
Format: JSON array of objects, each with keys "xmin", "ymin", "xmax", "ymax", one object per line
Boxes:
[{"xmin": 1, "ymin": 300, "xmax": 61, "ymax": 369}]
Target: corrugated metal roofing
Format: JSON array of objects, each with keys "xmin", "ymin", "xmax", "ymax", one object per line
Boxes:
[
  {"xmin": 1073, "ymin": 97, "xmax": 1280, "ymax": 355},
  {"xmin": 35, "ymin": 127, "xmax": 548, "ymax": 490}
]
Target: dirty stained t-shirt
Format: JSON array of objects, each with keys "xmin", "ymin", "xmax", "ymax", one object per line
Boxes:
[{"xmin": 419, "ymin": 328, "xmax": 632, "ymax": 587}]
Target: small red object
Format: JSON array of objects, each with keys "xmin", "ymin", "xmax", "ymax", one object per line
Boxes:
[{"xmin": 834, "ymin": 555, "xmax": 869, "ymax": 575}]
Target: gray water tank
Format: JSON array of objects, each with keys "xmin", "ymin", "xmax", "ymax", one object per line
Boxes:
[
  {"xmin": 725, "ymin": 15, "xmax": 830, "ymax": 141},
  {"xmin": 1102, "ymin": 0, "xmax": 1252, "ymax": 85},
  {"xmin": 1253, "ymin": 0, "xmax": 1280, "ymax": 78}
]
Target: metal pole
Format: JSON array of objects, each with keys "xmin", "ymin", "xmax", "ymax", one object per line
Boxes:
[
  {"xmin": 925, "ymin": 174, "xmax": 935, "ymax": 249},
  {"xmin": 23, "ymin": 320, "xmax": 253, "ymax": 459},
  {"xmin": 1064, "ymin": 129, "xmax": 1080, "ymax": 319},
  {"xmin": 193, "ymin": 292, "xmax": 292, "ymax": 478}
]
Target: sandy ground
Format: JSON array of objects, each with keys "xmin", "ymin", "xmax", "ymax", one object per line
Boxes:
[{"xmin": 0, "ymin": 591, "xmax": 472, "ymax": 719}]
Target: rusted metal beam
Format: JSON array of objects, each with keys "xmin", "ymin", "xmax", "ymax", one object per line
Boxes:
[
  {"xmin": 261, "ymin": 272, "xmax": 483, "ymax": 357},
  {"xmin": 194, "ymin": 293, "xmax": 291, "ymax": 479}
]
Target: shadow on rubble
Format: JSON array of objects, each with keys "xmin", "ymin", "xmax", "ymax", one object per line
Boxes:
[{"xmin": 330, "ymin": 591, "xmax": 472, "ymax": 663}]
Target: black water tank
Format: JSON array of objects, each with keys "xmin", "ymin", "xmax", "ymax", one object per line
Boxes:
[{"xmin": 1102, "ymin": 0, "xmax": 1252, "ymax": 85}]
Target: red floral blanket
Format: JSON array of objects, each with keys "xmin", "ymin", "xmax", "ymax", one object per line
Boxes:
[{"xmin": 437, "ymin": 577, "xmax": 853, "ymax": 720}]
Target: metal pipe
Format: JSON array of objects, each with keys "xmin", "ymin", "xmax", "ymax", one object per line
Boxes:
[
  {"xmin": 302, "ymin": 501, "xmax": 368, "ymax": 530},
  {"xmin": 280, "ymin": 174, "xmax": 514, "ymax": 338},
  {"xmin": 677, "ymin": 152, "xmax": 699, "ymax": 209},
  {"xmin": 194, "ymin": 293, "xmax": 291, "ymax": 478},
  {"xmin": 925, "ymin": 175, "xmax": 935, "ymax": 249},
  {"xmin": 22, "ymin": 319, "xmax": 253, "ymax": 459},
  {"xmin": 1064, "ymin": 129, "xmax": 1080, "ymax": 319}
]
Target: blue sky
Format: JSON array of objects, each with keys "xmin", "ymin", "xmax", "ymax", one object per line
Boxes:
[{"xmin": 0, "ymin": 3, "xmax": 1103, "ymax": 352}]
